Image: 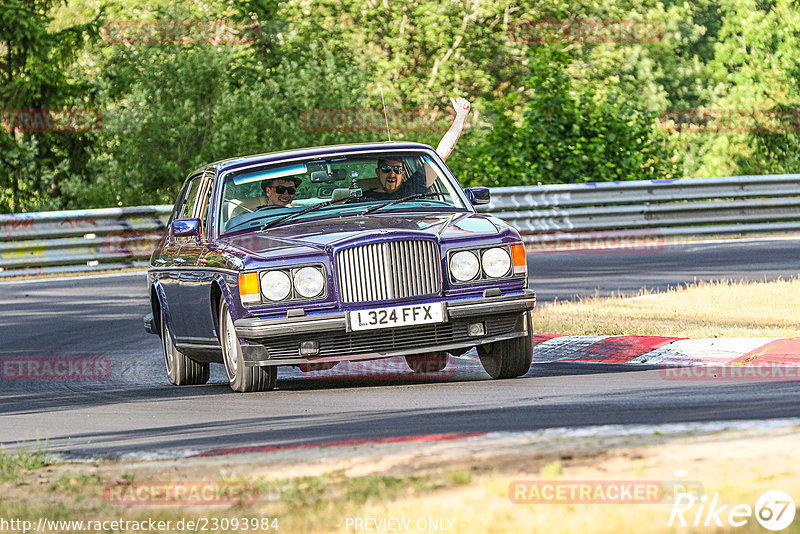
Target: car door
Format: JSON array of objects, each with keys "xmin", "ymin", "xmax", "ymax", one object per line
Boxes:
[
  {"xmin": 162, "ymin": 172, "xmax": 205, "ymax": 342},
  {"xmin": 177, "ymin": 169, "xmax": 220, "ymax": 347}
]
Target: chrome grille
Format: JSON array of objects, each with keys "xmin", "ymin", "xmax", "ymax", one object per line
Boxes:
[
  {"xmin": 261, "ymin": 313, "xmax": 523, "ymax": 359},
  {"xmin": 336, "ymin": 240, "xmax": 440, "ymax": 303}
]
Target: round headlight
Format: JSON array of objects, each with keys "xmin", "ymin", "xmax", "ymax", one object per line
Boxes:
[
  {"xmin": 450, "ymin": 251, "xmax": 480, "ymax": 282},
  {"xmin": 294, "ymin": 266, "xmax": 325, "ymax": 298},
  {"xmin": 261, "ymin": 270, "xmax": 291, "ymax": 301},
  {"xmin": 482, "ymin": 247, "xmax": 511, "ymax": 278}
]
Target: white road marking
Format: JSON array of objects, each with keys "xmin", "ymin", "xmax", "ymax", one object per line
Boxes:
[{"xmin": 628, "ymin": 338, "xmax": 782, "ymax": 365}]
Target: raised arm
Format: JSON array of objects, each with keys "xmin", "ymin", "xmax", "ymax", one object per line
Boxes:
[
  {"xmin": 436, "ymin": 97, "xmax": 471, "ymax": 161},
  {"xmin": 422, "ymin": 97, "xmax": 471, "ymax": 186}
]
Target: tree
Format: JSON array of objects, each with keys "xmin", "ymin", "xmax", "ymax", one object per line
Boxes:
[
  {"xmin": 710, "ymin": 0, "xmax": 800, "ymax": 175},
  {"xmin": 0, "ymin": 0, "xmax": 98, "ymax": 212},
  {"xmin": 449, "ymin": 46, "xmax": 677, "ymax": 186}
]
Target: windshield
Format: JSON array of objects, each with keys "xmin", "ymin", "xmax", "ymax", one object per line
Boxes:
[{"xmin": 219, "ymin": 151, "xmax": 468, "ymax": 233}]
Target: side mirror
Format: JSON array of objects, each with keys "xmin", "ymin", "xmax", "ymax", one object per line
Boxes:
[
  {"xmin": 172, "ymin": 218, "xmax": 201, "ymax": 237},
  {"xmin": 464, "ymin": 187, "xmax": 491, "ymax": 205}
]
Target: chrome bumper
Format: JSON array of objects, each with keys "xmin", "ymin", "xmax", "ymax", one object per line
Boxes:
[
  {"xmin": 234, "ymin": 291, "xmax": 535, "ymax": 366},
  {"xmin": 234, "ymin": 290, "xmax": 536, "ymax": 339}
]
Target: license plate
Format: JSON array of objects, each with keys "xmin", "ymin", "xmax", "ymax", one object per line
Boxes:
[{"xmin": 348, "ymin": 302, "xmax": 446, "ymax": 332}]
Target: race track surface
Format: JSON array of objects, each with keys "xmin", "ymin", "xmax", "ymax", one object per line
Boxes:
[{"xmin": 1, "ymin": 237, "xmax": 798, "ymax": 458}]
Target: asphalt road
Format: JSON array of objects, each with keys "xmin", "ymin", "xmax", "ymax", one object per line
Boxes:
[
  {"xmin": 1, "ymin": 237, "xmax": 798, "ymax": 458},
  {"xmin": 530, "ymin": 236, "xmax": 800, "ymax": 302}
]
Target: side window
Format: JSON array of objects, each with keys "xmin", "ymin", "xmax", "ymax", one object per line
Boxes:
[
  {"xmin": 176, "ymin": 175, "xmax": 203, "ymax": 220},
  {"xmin": 198, "ymin": 171, "xmax": 215, "ymax": 236}
]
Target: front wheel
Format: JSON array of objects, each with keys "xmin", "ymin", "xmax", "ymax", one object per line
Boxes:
[
  {"xmin": 476, "ymin": 313, "xmax": 533, "ymax": 379},
  {"xmin": 160, "ymin": 310, "xmax": 209, "ymax": 386},
  {"xmin": 219, "ymin": 299, "xmax": 277, "ymax": 393}
]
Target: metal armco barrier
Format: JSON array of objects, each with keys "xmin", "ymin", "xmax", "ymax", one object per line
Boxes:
[
  {"xmin": 479, "ymin": 174, "xmax": 800, "ymax": 249},
  {"xmin": 1, "ymin": 174, "xmax": 799, "ymax": 276},
  {"xmin": 0, "ymin": 206, "xmax": 172, "ymax": 276}
]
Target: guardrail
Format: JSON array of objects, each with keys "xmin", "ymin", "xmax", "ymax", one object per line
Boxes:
[
  {"xmin": 1, "ymin": 174, "xmax": 799, "ymax": 276},
  {"xmin": 479, "ymin": 174, "xmax": 800, "ymax": 249},
  {"xmin": 0, "ymin": 206, "xmax": 172, "ymax": 277}
]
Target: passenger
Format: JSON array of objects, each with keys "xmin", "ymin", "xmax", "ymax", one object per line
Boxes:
[
  {"xmin": 364, "ymin": 96, "xmax": 471, "ymax": 201},
  {"xmin": 261, "ymin": 177, "xmax": 301, "ymax": 207}
]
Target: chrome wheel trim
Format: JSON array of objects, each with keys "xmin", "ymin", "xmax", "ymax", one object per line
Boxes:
[
  {"xmin": 221, "ymin": 303, "xmax": 239, "ymax": 380},
  {"xmin": 162, "ymin": 314, "xmax": 175, "ymax": 378}
]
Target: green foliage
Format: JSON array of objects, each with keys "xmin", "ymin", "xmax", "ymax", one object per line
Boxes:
[
  {"xmin": 0, "ymin": 0, "xmax": 99, "ymax": 213},
  {"xmin": 712, "ymin": 0, "xmax": 800, "ymax": 176},
  {"xmin": 0, "ymin": 0, "xmax": 797, "ymax": 212},
  {"xmin": 451, "ymin": 47, "xmax": 677, "ymax": 186},
  {"xmin": 0, "ymin": 448, "xmax": 55, "ymax": 482}
]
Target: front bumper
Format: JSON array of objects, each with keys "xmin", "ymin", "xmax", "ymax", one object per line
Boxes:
[{"xmin": 234, "ymin": 291, "xmax": 535, "ymax": 366}]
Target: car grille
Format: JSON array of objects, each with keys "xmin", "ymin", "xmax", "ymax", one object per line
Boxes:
[
  {"xmin": 262, "ymin": 313, "xmax": 523, "ymax": 360},
  {"xmin": 336, "ymin": 240, "xmax": 441, "ymax": 303}
]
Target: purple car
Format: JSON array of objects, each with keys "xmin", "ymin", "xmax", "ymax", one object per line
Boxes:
[{"xmin": 144, "ymin": 142, "xmax": 535, "ymax": 392}]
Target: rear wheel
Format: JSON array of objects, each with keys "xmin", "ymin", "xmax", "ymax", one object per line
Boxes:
[
  {"xmin": 219, "ymin": 299, "xmax": 277, "ymax": 392},
  {"xmin": 405, "ymin": 352, "xmax": 449, "ymax": 373},
  {"xmin": 477, "ymin": 313, "xmax": 533, "ymax": 379},
  {"xmin": 160, "ymin": 310, "xmax": 209, "ymax": 385}
]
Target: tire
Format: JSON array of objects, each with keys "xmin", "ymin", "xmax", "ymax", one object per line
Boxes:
[
  {"xmin": 219, "ymin": 299, "xmax": 277, "ymax": 393},
  {"xmin": 476, "ymin": 312, "xmax": 533, "ymax": 379},
  {"xmin": 405, "ymin": 352, "xmax": 449, "ymax": 373},
  {"xmin": 160, "ymin": 309, "xmax": 210, "ymax": 386}
]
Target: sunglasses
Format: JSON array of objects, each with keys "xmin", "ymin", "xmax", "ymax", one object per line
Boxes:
[
  {"xmin": 272, "ymin": 186, "xmax": 296, "ymax": 195},
  {"xmin": 380, "ymin": 164, "xmax": 405, "ymax": 174}
]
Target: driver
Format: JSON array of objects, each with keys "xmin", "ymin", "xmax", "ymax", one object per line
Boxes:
[
  {"xmin": 363, "ymin": 96, "xmax": 471, "ymax": 201},
  {"xmin": 261, "ymin": 177, "xmax": 301, "ymax": 207}
]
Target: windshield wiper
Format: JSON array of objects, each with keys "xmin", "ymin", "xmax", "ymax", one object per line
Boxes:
[
  {"xmin": 359, "ymin": 193, "xmax": 448, "ymax": 216},
  {"xmin": 260, "ymin": 193, "xmax": 361, "ymax": 230}
]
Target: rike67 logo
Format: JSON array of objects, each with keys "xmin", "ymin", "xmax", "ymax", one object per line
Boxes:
[{"xmin": 669, "ymin": 490, "xmax": 796, "ymax": 531}]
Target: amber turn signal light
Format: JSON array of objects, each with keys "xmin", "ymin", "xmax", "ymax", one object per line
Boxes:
[
  {"xmin": 511, "ymin": 243, "xmax": 527, "ymax": 275},
  {"xmin": 239, "ymin": 272, "xmax": 261, "ymax": 305}
]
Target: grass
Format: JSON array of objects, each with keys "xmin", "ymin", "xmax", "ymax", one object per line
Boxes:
[
  {"xmin": 1, "ymin": 467, "xmax": 476, "ymax": 533},
  {"xmin": 0, "ymin": 448, "xmax": 56, "ymax": 482},
  {"xmin": 49, "ymin": 471, "xmax": 103, "ymax": 494},
  {"xmin": 533, "ymin": 278, "xmax": 800, "ymax": 337}
]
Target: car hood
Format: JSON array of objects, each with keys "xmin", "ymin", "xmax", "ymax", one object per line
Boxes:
[{"xmin": 219, "ymin": 212, "xmax": 512, "ymax": 256}]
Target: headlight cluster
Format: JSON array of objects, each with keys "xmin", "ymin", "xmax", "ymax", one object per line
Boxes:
[
  {"xmin": 448, "ymin": 244, "xmax": 526, "ymax": 283},
  {"xmin": 450, "ymin": 250, "xmax": 481, "ymax": 282},
  {"xmin": 239, "ymin": 265, "xmax": 326, "ymax": 305}
]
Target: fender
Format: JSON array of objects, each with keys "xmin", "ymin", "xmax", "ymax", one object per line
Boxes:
[{"xmin": 148, "ymin": 279, "xmax": 180, "ymax": 339}]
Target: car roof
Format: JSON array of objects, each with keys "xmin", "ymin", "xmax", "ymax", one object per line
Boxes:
[{"xmin": 196, "ymin": 142, "xmax": 437, "ymax": 176}]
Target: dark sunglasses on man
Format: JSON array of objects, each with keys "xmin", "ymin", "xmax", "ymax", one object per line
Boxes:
[
  {"xmin": 380, "ymin": 164, "xmax": 405, "ymax": 174},
  {"xmin": 273, "ymin": 186, "xmax": 296, "ymax": 195}
]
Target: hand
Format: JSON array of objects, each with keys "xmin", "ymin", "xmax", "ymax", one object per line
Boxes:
[{"xmin": 449, "ymin": 96, "xmax": 471, "ymax": 117}]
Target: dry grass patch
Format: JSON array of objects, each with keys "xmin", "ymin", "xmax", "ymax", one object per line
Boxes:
[
  {"xmin": 2, "ymin": 427, "xmax": 799, "ymax": 533},
  {"xmin": 0, "ymin": 267, "xmax": 146, "ymax": 282},
  {"xmin": 534, "ymin": 278, "xmax": 800, "ymax": 338}
]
